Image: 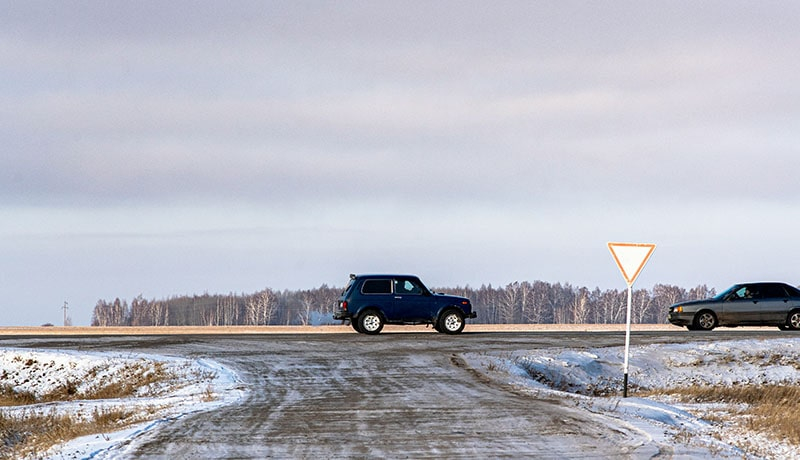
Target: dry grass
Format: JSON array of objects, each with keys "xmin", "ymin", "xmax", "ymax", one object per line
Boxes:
[
  {"xmin": 0, "ymin": 360, "xmax": 184, "ymax": 458},
  {"xmin": 0, "ymin": 408, "xmax": 137, "ymax": 459},
  {"xmin": 0, "ymin": 361, "xmax": 172, "ymax": 407},
  {"xmin": 647, "ymin": 384, "xmax": 800, "ymax": 446},
  {"xmin": 0, "ymin": 386, "xmax": 35, "ymax": 407}
]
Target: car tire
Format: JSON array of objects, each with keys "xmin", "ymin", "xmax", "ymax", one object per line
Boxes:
[
  {"xmin": 787, "ymin": 310, "xmax": 800, "ymax": 330},
  {"xmin": 351, "ymin": 320, "xmax": 362, "ymax": 333},
  {"xmin": 438, "ymin": 309, "xmax": 465, "ymax": 334},
  {"xmin": 358, "ymin": 310, "xmax": 384, "ymax": 335},
  {"xmin": 693, "ymin": 310, "xmax": 717, "ymax": 331}
]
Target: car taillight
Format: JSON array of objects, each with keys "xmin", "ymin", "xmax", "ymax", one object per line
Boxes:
[{"xmin": 341, "ymin": 301, "xmax": 348, "ymax": 311}]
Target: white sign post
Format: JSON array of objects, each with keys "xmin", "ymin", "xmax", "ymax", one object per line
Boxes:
[{"xmin": 607, "ymin": 242, "xmax": 656, "ymax": 398}]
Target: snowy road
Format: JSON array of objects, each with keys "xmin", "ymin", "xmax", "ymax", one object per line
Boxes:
[{"xmin": 0, "ymin": 329, "xmax": 783, "ymax": 458}]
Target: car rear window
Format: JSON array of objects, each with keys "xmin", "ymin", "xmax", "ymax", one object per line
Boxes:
[{"xmin": 361, "ymin": 279, "xmax": 392, "ymax": 294}]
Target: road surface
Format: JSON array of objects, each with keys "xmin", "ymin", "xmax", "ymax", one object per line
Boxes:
[{"xmin": 0, "ymin": 328, "xmax": 779, "ymax": 458}]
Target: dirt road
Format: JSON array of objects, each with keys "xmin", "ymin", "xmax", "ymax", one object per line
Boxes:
[{"xmin": 0, "ymin": 329, "xmax": 770, "ymax": 458}]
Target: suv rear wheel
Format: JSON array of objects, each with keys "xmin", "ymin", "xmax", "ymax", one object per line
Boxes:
[
  {"xmin": 359, "ymin": 310, "xmax": 384, "ymax": 335},
  {"xmin": 438, "ymin": 309, "xmax": 465, "ymax": 334}
]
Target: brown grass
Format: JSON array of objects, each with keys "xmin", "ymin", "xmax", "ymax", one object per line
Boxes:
[
  {"xmin": 0, "ymin": 361, "xmax": 173, "ymax": 407},
  {"xmin": 647, "ymin": 384, "xmax": 800, "ymax": 445},
  {"xmin": 0, "ymin": 360, "xmax": 185, "ymax": 458},
  {"xmin": 0, "ymin": 408, "xmax": 137, "ymax": 459},
  {"xmin": 0, "ymin": 386, "xmax": 36, "ymax": 406}
]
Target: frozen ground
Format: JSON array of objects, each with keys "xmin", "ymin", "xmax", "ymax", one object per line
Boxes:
[
  {"xmin": 465, "ymin": 338, "xmax": 800, "ymax": 459},
  {"xmin": 0, "ymin": 348, "xmax": 246, "ymax": 459},
  {"xmin": 2, "ymin": 337, "xmax": 799, "ymax": 459}
]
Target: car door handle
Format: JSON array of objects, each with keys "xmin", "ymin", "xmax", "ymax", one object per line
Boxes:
[{"xmin": 394, "ymin": 296, "xmax": 402, "ymax": 299}]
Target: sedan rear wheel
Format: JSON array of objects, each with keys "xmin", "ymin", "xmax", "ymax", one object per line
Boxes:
[
  {"xmin": 693, "ymin": 310, "xmax": 717, "ymax": 331},
  {"xmin": 787, "ymin": 310, "xmax": 800, "ymax": 330}
]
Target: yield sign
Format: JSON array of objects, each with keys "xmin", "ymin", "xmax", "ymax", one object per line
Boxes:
[{"xmin": 607, "ymin": 242, "xmax": 656, "ymax": 286}]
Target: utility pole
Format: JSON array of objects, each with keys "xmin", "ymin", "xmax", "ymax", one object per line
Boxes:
[{"xmin": 62, "ymin": 301, "xmax": 69, "ymax": 327}]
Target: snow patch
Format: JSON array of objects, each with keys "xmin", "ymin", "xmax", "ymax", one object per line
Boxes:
[
  {"xmin": 0, "ymin": 348, "xmax": 246, "ymax": 459},
  {"xmin": 466, "ymin": 338, "xmax": 800, "ymax": 459}
]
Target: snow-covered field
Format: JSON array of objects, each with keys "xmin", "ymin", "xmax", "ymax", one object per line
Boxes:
[
  {"xmin": 3, "ymin": 338, "xmax": 799, "ymax": 459},
  {"xmin": 465, "ymin": 338, "xmax": 800, "ymax": 459},
  {"xmin": 0, "ymin": 348, "xmax": 246, "ymax": 459}
]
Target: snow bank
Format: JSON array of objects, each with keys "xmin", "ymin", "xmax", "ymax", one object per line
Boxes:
[
  {"xmin": 465, "ymin": 338, "xmax": 800, "ymax": 459},
  {"xmin": 0, "ymin": 348, "xmax": 245, "ymax": 459}
]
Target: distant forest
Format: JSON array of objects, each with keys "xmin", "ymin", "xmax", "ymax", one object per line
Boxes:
[{"xmin": 91, "ymin": 282, "xmax": 716, "ymax": 327}]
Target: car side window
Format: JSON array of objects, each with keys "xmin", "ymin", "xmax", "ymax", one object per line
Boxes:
[
  {"xmin": 762, "ymin": 284, "xmax": 788, "ymax": 299},
  {"xmin": 394, "ymin": 279, "xmax": 422, "ymax": 295},
  {"xmin": 361, "ymin": 279, "xmax": 392, "ymax": 295},
  {"xmin": 733, "ymin": 286, "xmax": 762, "ymax": 300}
]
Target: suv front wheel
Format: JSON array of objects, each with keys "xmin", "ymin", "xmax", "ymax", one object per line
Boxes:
[
  {"xmin": 438, "ymin": 309, "xmax": 465, "ymax": 334},
  {"xmin": 359, "ymin": 310, "xmax": 384, "ymax": 335}
]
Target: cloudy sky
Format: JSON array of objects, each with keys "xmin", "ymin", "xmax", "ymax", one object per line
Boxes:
[{"xmin": 3, "ymin": 1, "xmax": 799, "ymax": 326}]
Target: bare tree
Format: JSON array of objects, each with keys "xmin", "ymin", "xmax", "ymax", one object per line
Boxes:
[
  {"xmin": 631, "ymin": 288, "xmax": 654, "ymax": 323},
  {"xmin": 245, "ymin": 289, "xmax": 276, "ymax": 325},
  {"xmin": 498, "ymin": 282, "xmax": 520, "ymax": 324},
  {"xmin": 688, "ymin": 284, "xmax": 716, "ymax": 300},
  {"xmin": 570, "ymin": 287, "xmax": 591, "ymax": 324}
]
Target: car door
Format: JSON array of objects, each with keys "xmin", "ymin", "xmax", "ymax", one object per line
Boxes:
[
  {"xmin": 721, "ymin": 284, "xmax": 762, "ymax": 325},
  {"xmin": 392, "ymin": 277, "xmax": 433, "ymax": 321},
  {"xmin": 359, "ymin": 278, "xmax": 394, "ymax": 317},
  {"xmin": 757, "ymin": 283, "xmax": 792, "ymax": 324}
]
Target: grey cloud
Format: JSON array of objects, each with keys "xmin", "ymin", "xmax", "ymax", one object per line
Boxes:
[{"xmin": 2, "ymin": 1, "xmax": 800, "ymax": 209}]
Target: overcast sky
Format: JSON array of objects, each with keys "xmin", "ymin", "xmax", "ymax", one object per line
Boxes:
[{"xmin": 3, "ymin": 1, "xmax": 800, "ymax": 326}]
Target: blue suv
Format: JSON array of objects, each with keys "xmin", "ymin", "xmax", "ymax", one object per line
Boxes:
[{"xmin": 333, "ymin": 274, "xmax": 476, "ymax": 334}]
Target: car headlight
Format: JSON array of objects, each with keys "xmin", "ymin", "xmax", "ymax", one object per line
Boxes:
[{"xmin": 674, "ymin": 306, "xmax": 683, "ymax": 313}]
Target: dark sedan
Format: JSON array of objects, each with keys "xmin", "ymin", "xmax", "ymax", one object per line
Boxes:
[{"xmin": 668, "ymin": 282, "xmax": 800, "ymax": 331}]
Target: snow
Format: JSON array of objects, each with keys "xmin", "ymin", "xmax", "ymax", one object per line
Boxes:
[
  {"xmin": 0, "ymin": 348, "xmax": 246, "ymax": 459},
  {"xmin": 465, "ymin": 338, "xmax": 800, "ymax": 459},
  {"xmin": 3, "ymin": 338, "xmax": 800, "ymax": 459}
]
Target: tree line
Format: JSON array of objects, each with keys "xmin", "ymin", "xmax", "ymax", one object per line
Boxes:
[{"xmin": 91, "ymin": 281, "xmax": 715, "ymax": 327}]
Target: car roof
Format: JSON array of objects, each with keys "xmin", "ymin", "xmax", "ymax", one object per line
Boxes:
[
  {"xmin": 738, "ymin": 281, "xmax": 794, "ymax": 286},
  {"xmin": 352, "ymin": 274, "xmax": 419, "ymax": 279}
]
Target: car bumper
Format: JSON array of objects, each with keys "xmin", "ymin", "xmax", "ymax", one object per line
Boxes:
[
  {"xmin": 466, "ymin": 311, "xmax": 477, "ymax": 319},
  {"xmin": 333, "ymin": 311, "xmax": 351, "ymax": 321},
  {"xmin": 668, "ymin": 312, "xmax": 693, "ymax": 327}
]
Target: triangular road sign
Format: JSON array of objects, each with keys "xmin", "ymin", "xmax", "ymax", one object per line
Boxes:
[{"xmin": 608, "ymin": 242, "xmax": 656, "ymax": 286}]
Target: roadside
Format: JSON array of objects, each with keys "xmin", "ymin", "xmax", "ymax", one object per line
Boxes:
[{"xmin": 1, "ymin": 323, "xmax": 685, "ymax": 335}]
